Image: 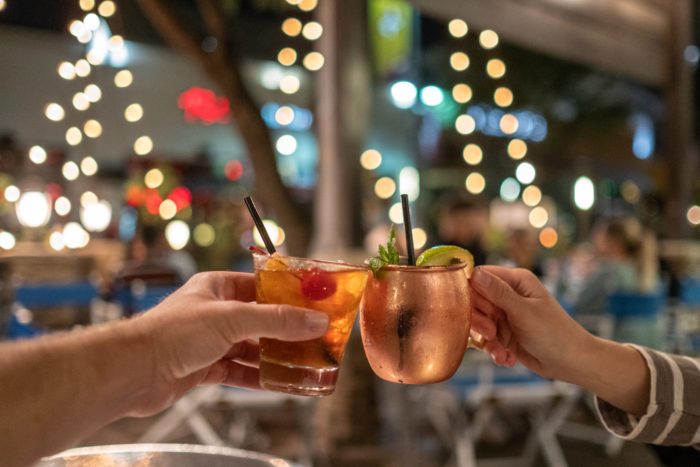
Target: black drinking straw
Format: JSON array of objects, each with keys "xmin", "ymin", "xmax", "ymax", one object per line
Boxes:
[
  {"xmin": 401, "ymin": 194, "xmax": 416, "ymax": 266},
  {"xmin": 244, "ymin": 196, "xmax": 276, "ymax": 254}
]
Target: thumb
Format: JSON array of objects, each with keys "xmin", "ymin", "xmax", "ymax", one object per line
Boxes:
[
  {"xmin": 471, "ymin": 267, "xmax": 524, "ymax": 317},
  {"xmin": 219, "ymin": 302, "xmax": 329, "ymax": 342}
]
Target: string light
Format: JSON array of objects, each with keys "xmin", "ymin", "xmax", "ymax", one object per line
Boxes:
[
  {"xmin": 4, "ymin": 185, "xmax": 20, "ymax": 203},
  {"xmin": 114, "ymin": 70, "xmax": 133, "ymax": 87},
  {"xmin": 98, "ymin": 1, "xmax": 116, "ymax": 17},
  {"xmin": 375, "ymin": 177, "xmax": 396, "ymax": 199},
  {"xmin": 462, "ymin": 144, "xmax": 483, "ymax": 165},
  {"xmin": 687, "ymin": 206, "xmax": 700, "ymax": 225},
  {"xmin": 479, "ymin": 30, "xmax": 499, "ymax": 49},
  {"xmin": 80, "ymin": 156, "xmax": 98, "ymax": 176},
  {"xmin": 486, "ymin": 59, "xmax": 506, "ymax": 79},
  {"xmin": 522, "ymin": 185, "xmax": 542, "ymax": 207},
  {"xmin": 507, "ymin": 139, "xmax": 527, "ymax": 159},
  {"xmin": 448, "ymin": 19, "xmax": 468, "ymax": 38},
  {"xmin": 275, "ymin": 106, "xmax": 295, "ymax": 126},
  {"xmin": 29, "ymin": 146, "xmax": 47, "ymax": 164},
  {"xmin": 125, "ymin": 103, "xmax": 144, "ymax": 122},
  {"xmin": 62, "ymin": 162, "xmax": 80, "ymax": 181},
  {"xmin": 529, "ymin": 206, "xmax": 549, "ymax": 228},
  {"xmin": 278, "ymin": 47, "xmax": 297, "ymax": 66},
  {"xmin": 452, "ymin": 84, "xmax": 472, "ymax": 103},
  {"xmin": 450, "ymin": 52, "xmax": 470, "ymax": 71},
  {"xmin": 74, "ymin": 59, "xmax": 91, "ymax": 77},
  {"xmin": 134, "ymin": 136, "xmax": 154, "ymax": 156},
  {"xmin": 279, "ymin": 75, "xmax": 300, "ymax": 94},
  {"xmin": 144, "ymin": 168, "xmax": 164, "ymax": 189},
  {"xmin": 500, "ymin": 114, "xmax": 519, "ymax": 134},
  {"xmin": 494, "ymin": 87, "xmax": 513, "ymax": 107},
  {"xmin": 84, "ymin": 84, "xmax": 102, "ymax": 102},
  {"xmin": 73, "ymin": 92, "xmax": 90, "ymax": 111},
  {"xmin": 539, "ymin": 227, "xmax": 558, "ymax": 248},
  {"xmin": 360, "ymin": 149, "xmax": 382, "ymax": 170},
  {"xmin": 83, "ymin": 119, "xmax": 103, "ymax": 138},
  {"xmin": 79, "ymin": 0, "xmax": 95, "ymax": 11},
  {"xmin": 302, "ymin": 21, "xmax": 323, "ymax": 40},
  {"xmin": 58, "ymin": 62, "xmax": 76, "ymax": 80},
  {"xmin": 303, "ymin": 52, "xmax": 324, "ymax": 71},
  {"xmin": 298, "ymin": 0, "xmax": 318, "ymax": 11},
  {"xmin": 455, "ymin": 115, "xmax": 476, "ymax": 134},
  {"xmin": 55, "ymin": 196, "xmax": 72, "ymax": 216},
  {"xmin": 66, "ymin": 127, "xmax": 83, "ymax": 146},
  {"xmin": 465, "ymin": 172, "xmax": 486, "ymax": 194},
  {"xmin": 282, "ymin": 18, "xmax": 302, "ymax": 37}
]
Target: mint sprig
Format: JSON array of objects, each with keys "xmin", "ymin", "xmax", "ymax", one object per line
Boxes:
[{"xmin": 370, "ymin": 226, "xmax": 399, "ymax": 277}]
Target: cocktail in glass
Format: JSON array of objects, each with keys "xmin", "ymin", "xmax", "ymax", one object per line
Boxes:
[
  {"xmin": 359, "ymin": 261, "xmax": 473, "ymax": 384},
  {"xmin": 253, "ymin": 253, "xmax": 369, "ymax": 396}
]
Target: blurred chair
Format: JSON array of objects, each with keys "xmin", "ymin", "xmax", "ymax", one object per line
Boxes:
[
  {"xmin": 114, "ymin": 282, "xmax": 179, "ymax": 316},
  {"xmin": 607, "ymin": 291, "xmax": 666, "ymax": 349},
  {"xmin": 12, "ymin": 281, "xmax": 99, "ymax": 330},
  {"xmin": 423, "ymin": 352, "xmax": 579, "ymax": 467},
  {"xmin": 671, "ymin": 277, "xmax": 700, "ymax": 355}
]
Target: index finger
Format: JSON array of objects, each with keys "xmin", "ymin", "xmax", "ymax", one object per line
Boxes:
[{"xmin": 476, "ymin": 265, "xmax": 543, "ymax": 299}]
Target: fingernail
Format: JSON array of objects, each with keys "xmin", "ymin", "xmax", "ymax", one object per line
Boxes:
[
  {"xmin": 305, "ymin": 311, "xmax": 329, "ymax": 333},
  {"xmin": 474, "ymin": 268, "xmax": 491, "ymax": 288}
]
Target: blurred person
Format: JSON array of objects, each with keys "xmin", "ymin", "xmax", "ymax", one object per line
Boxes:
[
  {"xmin": 574, "ymin": 216, "xmax": 659, "ymax": 317},
  {"xmin": 501, "ymin": 227, "xmax": 544, "ymax": 277},
  {"xmin": 437, "ymin": 196, "xmax": 490, "ymax": 266},
  {"xmin": 0, "ymin": 271, "xmax": 329, "ymax": 467},
  {"xmin": 470, "ymin": 266, "xmax": 700, "ymax": 449}
]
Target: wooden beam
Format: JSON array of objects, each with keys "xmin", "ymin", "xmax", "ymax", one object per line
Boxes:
[{"xmin": 409, "ymin": 0, "xmax": 669, "ymax": 86}]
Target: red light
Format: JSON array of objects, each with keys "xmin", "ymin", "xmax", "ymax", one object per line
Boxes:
[
  {"xmin": 168, "ymin": 186, "xmax": 192, "ymax": 210},
  {"xmin": 177, "ymin": 87, "xmax": 230, "ymax": 124},
  {"xmin": 145, "ymin": 189, "xmax": 162, "ymax": 215},
  {"xmin": 125, "ymin": 185, "xmax": 143, "ymax": 207},
  {"xmin": 225, "ymin": 160, "xmax": 243, "ymax": 180},
  {"xmin": 46, "ymin": 183, "xmax": 62, "ymax": 200}
]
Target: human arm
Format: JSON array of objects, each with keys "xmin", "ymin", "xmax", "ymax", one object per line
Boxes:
[
  {"xmin": 469, "ymin": 265, "xmax": 700, "ymax": 446},
  {"xmin": 0, "ymin": 271, "xmax": 329, "ymax": 467}
]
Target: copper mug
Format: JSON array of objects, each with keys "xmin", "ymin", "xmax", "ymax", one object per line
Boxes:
[{"xmin": 359, "ymin": 262, "xmax": 478, "ymax": 384}]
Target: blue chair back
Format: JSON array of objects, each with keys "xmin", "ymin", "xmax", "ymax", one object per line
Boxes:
[
  {"xmin": 115, "ymin": 285, "xmax": 179, "ymax": 316},
  {"xmin": 14, "ymin": 282, "xmax": 98, "ymax": 309},
  {"xmin": 679, "ymin": 278, "xmax": 700, "ymax": 306},
  {"xmin": 607, "ymin": 291, "xmax": 666, "ymax": 348}
]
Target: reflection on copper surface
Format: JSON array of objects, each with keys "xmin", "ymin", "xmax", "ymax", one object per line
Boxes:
[{"xmin": 360, "ymin": 262, "xmax": 472, "ymax": 384}]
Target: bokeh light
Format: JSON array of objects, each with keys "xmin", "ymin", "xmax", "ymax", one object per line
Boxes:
[
  {"xmin": 63, "ymin": 222, "xmax": 90, "ymax": 249},
  {"xmin": 55, "ymin": 196, "xmax": 72, "ymax": 216},
  {"xmin": 465, "ymin": 172, "xmax": 486, "ymax": 194},
  {"xmin": 528, "ymin": 206, "xmax": 548, "ymax": 228},
  {"xmin": 84, "ymin": 84, "xmax": 102, "ymax": 102},
  {"xmin": 80, "ymin": 200, "xmax": 112, "ymax": 232},
  {"xmin": 45, "ymin": 103, "xmax": 65, "ymax": 121},
  {"xmin": 194, "ymin": 223, "xmax": 216, "ymax": 247},
  {"xmin": 573, "ymin": 176, "xmax": 595, "ymax": 210},
  {"xmin": 66, "ymin": 127, "xmax": 83, "ymax": 146},
  {"xmin": 276, "ymin": 134, "xmax": 297, "ymax": 155},
  {"xmin": 49, "ymin": 231, "xmax": 65, "ymax": 251},
  {"xmin": 62, "ymin": 161, "xmax": 80, "ymax": 181},
  {"xmin": 516, "ymin": 162, "xmax": 536, "ymax": 184},
  {"xmin": 479, "ymin": 30, "xmax": 499, "ymax": 49},
  {"xmin": 507, "ymin": 139, "xmax": 527, "ymax": 159},
  {"xmin": 539, "ymin": 227, "xmax": 558, "ymax": 248},
  {"xmin": 83, "ymin": 119, "xmax": 102, "ymax": 138},
  {"xmin": 73, "ymin": 93, "xmax": 90, "ymax": 111},
  {"xmin": 302, "ymin": 21, "xmax": 323, "ymax": 40},
  {"xmin": 688, "ymin": 206, "xmax": 700, "ymax": 225},
  {"xmin": 374, "ymin": 177, "xmax": 396, "ymax": 199},
  {"xmin": 80, "ymin": 0, "xmax": 95, "ymax": 11},
  {"xmin": 298, "ymin": 0, "xmax": 318, "ymax": 11},
  {"xmin": 75, "ymin": 59, "xmax": 91, "ymax": 77},
  {"xmin": 125, "ymin": 103, "xmax": 144, "ymax": 122},
  {"xmin": 279, "ymin": 75, "xmax": 300, "ymax": 94},
  {"xmin": 360, "ymin": 149, "xmax": 382, "ymax": 170},
  {"xmin": 500, "ymin": 114, "xmax": 519, "ymax": 134},
  {"xmin": 134, "ymin": 136, "xmax": 154, "ymax": 156},
  {"xmin": 159, "ymin": 199, "xmax": 178, "ymax": 220},
  {"xmin": 522, "ymin": 185, "xmax": 542, "ymax": 207},
  {"xmin": 114, "ymin": 70, "xmax": 133, "ymax": 88},
  {"xmin": 413, "ymin": 228, "xmax": 427, "ymax": 249},
  {"xmin": 390, "ymin": 81, "xmax": 417, "ymax": 109},
  {"xmin": 29, "ymin": 146, "xmax": 47, "ymax": 164},
  {"xmin": 98, "ymin": 1, "xmax": 116, "ymax": 17},
  {"xmin": 450, "ymin": 52, "xmax": 470, "ymax": 71},
  {"xmin": 278, "ymin": 47, "xmax": 297, "ymax": 66},
  {"xmin": 500, "ymin": 177, "xmax": 521, "ymax": 202},
  {"xmin": 455, "ymin": 114, "xmax": 476, "ymax": 134},
  {"xmin": 165, "ymin": 220, "xmax": 190, "ymax": 250},
  {"xmin": 486, "ymin": 59, "xmax": 506, "ymax": 79},
  {"xmin": 452, "ymin": 83, "xmax": 472, "ymax": 103},
  {"xmin": 420, "ymin": 86, "xmax": 444, "ymax": 107},
  {"xmin": 145, "ymin": 168, "xmax": 164, "ymax": 189},
  {"xmin": 275, "ymin": 106, "xmax": 295, "ymax": 125},
  {"xmin": 80, "ymin": 156, "xmax": 98, "ymax": 176},
  {"xmin": 494, "ymin": 87, "xmax": 513, "ymax": 107},
  {"xmin": 389, "ymin": 202, "xmax": 404, "ymax": 224},
  {"xmin": 448, "ymin": 19, "xmax": 468, "ymax": 38},
  {"xmin": 253, "ymin": 220, "xmax": 285, "ymax": 247},
  {"xmin": 16, "ymin": 192, "xmax": 51, "ymax": 228},
  {"xmin": 462, "ymin": 144, "xmax": 483, "ymax": 165},
  {"xmin": 80, "ymin": 191, "xmax": 98, "ymax": 207},
  {"xmin": 303, "ymin": 52, "xmax": 324, "ymax": 71},
  {"xmin": 0, "ymin": 231, "xmax": 16, "ymax": 250},
  {"xmin": 4, "ymin": 185, "xmax": 20, "ymax": 202},
  {"xmin": 58, "ymin": 61, "xmax": 76, "ymax": 80},
  {"xmin": 621, "ymin": 180, "xmax": 641, "ymax": 204},
  {"xmin": 282, "ymin": 18, "xmax": 302, "ymax": 37}
]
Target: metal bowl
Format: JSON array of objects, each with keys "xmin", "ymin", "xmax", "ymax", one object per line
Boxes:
[{"xmin": 37, "ymin": 443, "xmax": 302, "ymax": 467}]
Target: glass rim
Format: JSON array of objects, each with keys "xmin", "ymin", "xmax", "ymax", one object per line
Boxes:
[
  {"xmin": 362, "ymin": 258, "xmax": 470, "ymax": 272},
  {"xmin": 252, "ymin": 252, "xmax": 367, "ymax": 272}
]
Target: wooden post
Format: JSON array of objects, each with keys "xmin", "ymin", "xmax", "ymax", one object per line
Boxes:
[{"xmin": 665, "ymin": 0, "xmax": 694, "ymax": 238}]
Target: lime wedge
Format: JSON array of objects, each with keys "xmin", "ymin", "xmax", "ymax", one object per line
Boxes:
[{"xmin": 416, "ymin": 245, "xmax": 474, "ymax": 271}]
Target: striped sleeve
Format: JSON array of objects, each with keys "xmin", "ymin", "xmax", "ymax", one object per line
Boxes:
[{"xmin": 594, "ymin": 345, "xmax": 700, "ymax": 448}]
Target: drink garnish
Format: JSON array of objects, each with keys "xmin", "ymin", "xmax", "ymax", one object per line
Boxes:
[
  {"xmin": 369, "ymin": 226, "xmax": 400, "ymax": 277},
  {"xmin": 415, "ymin": 245, "xmax": 474, "ymax": 274},
  {"xmin": 249, "ymin": 246, "xmax": 268, "ymax": 255},
  {"xmin": 301, "ymin": 268, "xmax": 337, "ymax": 300}
]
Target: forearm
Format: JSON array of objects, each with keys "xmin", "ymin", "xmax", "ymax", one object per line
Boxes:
[
  {"xmin": 562, "ymin": 334, "xmax": 650, "ymax": 416},
  {"xmin": 0, "ymin": 320, "xmax": 154, "ymax": 467}
]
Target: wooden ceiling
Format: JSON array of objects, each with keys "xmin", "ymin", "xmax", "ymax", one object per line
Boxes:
[{"xmin": 409, "ymin": 0, "xmax": 671, "ymax": 86}]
